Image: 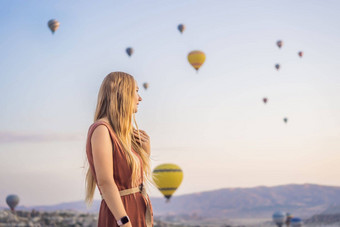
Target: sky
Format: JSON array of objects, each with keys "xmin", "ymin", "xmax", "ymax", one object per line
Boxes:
[{"xmin": 0, "ymin": 0, "xmax": 340, "ymax": 207}]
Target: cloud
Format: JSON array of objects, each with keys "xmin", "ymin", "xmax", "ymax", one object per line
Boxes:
[{"xmin": 0, "ymin": 132, "xmax": 83, "ymax": 143}]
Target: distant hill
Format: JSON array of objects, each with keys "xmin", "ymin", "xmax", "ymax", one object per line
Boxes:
[
  {"xmin": 305, "ymin": 213, "xmax": 340, "ymax": 225},
  {"xmin": 151, "ymin": 183, "xmax": 340, "ymax": 219},
  {"xmin": 320, "ymin": 204, "xmax": 340, "ymax": 215},
  {"xmin": 304, "ymin": 204, "xmax": 340, "ymax": 225},
  {"xmin": 10, "ymin": 183, "xmax": 340, "ymax": 220}
]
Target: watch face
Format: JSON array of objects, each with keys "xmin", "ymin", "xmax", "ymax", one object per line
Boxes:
[{"xmin": 121, "ymin": 216, "xmax": 129, "ymax": 224}]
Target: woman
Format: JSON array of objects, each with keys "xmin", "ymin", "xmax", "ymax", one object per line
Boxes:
[{"xmin": 84, "ymin": 72, "xmax": 153, "ymax": 227}]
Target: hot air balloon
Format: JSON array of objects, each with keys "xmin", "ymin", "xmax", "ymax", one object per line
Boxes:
[
  {"xmin": 178, "ymin": 24, "xmax": 185, "ymax": 34},
  {"xmin": 284, "ymin": 118, "xmax": 288, "ymax": 123},
  {"xmin": 152, "ymin": 163, "xmax": 183, "ymax": 202},
  {"xmin": 6, "ymin": 195, "xmax": 19, "ymax": 212},
  {"xmin": 188, "ymin": 50, "xmax": 206, "ymax": 72},
  {"xmin": 275, "ymin": 64, "xmax": 280, "ymax": 71},
  {"xmin": 263, "ymin": 98, "xmax": 268, "ymax": 104},
  {"xmin": 48, "ymin": 19, "xmax": 60, "ymax": 34},
  {"xmin": 286, "ymin": 213, "xmax": 293, "ymax": 227},
  {"xmin": 298, "ymin": 51, "xmax": 303, "ymax": 58},
  {"xmin": 126, "ymin": 47, "xmax": 134, "ymax": 57},
  {"xmin": 143, "ymin": 82, "xmax": 149, "ymax": 90},
  {"xmin": 273, "ymin": 211, "xmax": 286, "ymax": 227},
  {"xmin": 277, "ymin": 40, "xmax": 283, "ymax": 49},
  {"xmin": 290, "ymin": 217, "xmax": 302, "ymax": 227}
]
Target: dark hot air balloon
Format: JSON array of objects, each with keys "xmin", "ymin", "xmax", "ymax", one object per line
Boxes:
[
  {"xmin": 290, "ymin": 217, "xmax": 302, "ymax": 227},
  {"xmin": 277, "ymin": 40, "xmax": 283, "ymax": 49},
  {"xmin": 6, "ymin": 194, "xmax": 19, "ymax": 212},
  {"xmin": 286, "ymin": 213, "xmax": 293, "ymax": 227},
  {"xmin": 298, "ymin": 51, "xmax": 303, "ymax": 58},
  {"xmin": 143, "ymin": 82, "xmax": 149, "ymax": 90},
  {"xmin": 126, "ymin": 47, "xmax": 134, "ymax": 57},
  {"xmin": 284, "ymin": 118, "xmax": 288, "ymax": 123},
  {"xmin": 275, "ymin": 64, "xmax": 280, "ymax": 71},
  {"xmin": 178, "ymin": 24, "xmax": 185, "ymax": 34},
  {"xmin": 263, "ymin": 98, "xmax": 268, "ymax": 104},
  {"xmin": 273, "ymin": 211, "xmax": 286, "ymax": 227},
  {"xmin": 48, "ymin": 19, "xmax": 60, "ymax": 34}
]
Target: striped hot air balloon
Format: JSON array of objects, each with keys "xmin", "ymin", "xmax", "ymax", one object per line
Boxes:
[
  {"xmin": 286, "ymin": 213, "xmax": 293, "ymax": 226},
  {"xmin": 152, "ymin": 163, "xmax": 183, "ymax": 201},
  {"xmin": 48, "ymin": 19, "xmax": 60, "ymax": 34},
  {"xmin": 188, "ymin": 50, "xmax": 206, "ymax": 72}
]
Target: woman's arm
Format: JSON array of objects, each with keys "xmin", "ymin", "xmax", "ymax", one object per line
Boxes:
[{"xmin": 91, "ymin": 125, "xmax": 132, "ymax": 227}]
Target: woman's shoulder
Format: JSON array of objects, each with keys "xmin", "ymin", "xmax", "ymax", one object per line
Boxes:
[
  {"xmin": 89, "ymin": 119, "xmax": 123, "ymax": 152},
  {"xmin": 91, "ymin": 124, "xmax": 111, "ymax": 144},
  {"xmin": 89, "ymin": 118, "xmax": 119, "ymax": 143}
]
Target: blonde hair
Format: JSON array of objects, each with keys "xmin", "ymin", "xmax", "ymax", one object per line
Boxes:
[{"xmin": 84, "ymin": 72, "xmax": 151, "ymax": 207}]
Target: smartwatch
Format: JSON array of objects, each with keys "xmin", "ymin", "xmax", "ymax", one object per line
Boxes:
[{"xmin": 117, "ymin": 216, "xmax": 130, "ymax": 226}]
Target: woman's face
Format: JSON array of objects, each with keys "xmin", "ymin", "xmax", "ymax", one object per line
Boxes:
[{"xmin": 133, "ymin": 81, "xmax": 142, "ymax": 113}]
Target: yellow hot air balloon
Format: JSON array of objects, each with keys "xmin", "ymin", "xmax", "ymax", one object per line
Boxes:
[
  {"xmin": 188, "ymin": 50, "xmax": 206, "ymax": 72},
  {"xmin": 152, "ymin": 163, "xmax": 183, "ymax": 201}
]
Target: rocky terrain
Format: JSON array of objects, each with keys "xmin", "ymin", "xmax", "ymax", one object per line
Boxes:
[
  {"xmin": 0, "ymin": 209, "xmax": 97, "ymax": 227},
  {"xmin": 0, "ymin": 209, "xmax": 213, "ymax": 227}
]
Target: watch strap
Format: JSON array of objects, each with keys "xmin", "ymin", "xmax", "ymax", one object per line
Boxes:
[{"xmin": 117, "ymin": 216, "xmax": 130, "ymax": 226}]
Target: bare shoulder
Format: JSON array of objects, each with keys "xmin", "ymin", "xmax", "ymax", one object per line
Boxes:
[{"xmin": 91, "ymin": 124, "xmax": 111, "ymax": 145}]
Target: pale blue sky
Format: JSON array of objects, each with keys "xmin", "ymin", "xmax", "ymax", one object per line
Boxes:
[{"xmin": 0, "ymin": 0, "xmax": 340, "ymax": 207}]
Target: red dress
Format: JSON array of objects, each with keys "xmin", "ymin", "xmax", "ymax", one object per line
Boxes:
[{"xmin": 86, "ymin": 121, "xmax": 154, "ymax": 226}]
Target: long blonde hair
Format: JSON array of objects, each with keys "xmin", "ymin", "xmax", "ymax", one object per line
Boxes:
[{"xmin": 84, "ymin": 72, "xmax": 151, "ymax": 207}]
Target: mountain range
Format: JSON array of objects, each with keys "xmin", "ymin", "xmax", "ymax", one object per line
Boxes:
[{"xmin": 4, "ymin": 183, "xmax": 340, "ymax": 220}]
